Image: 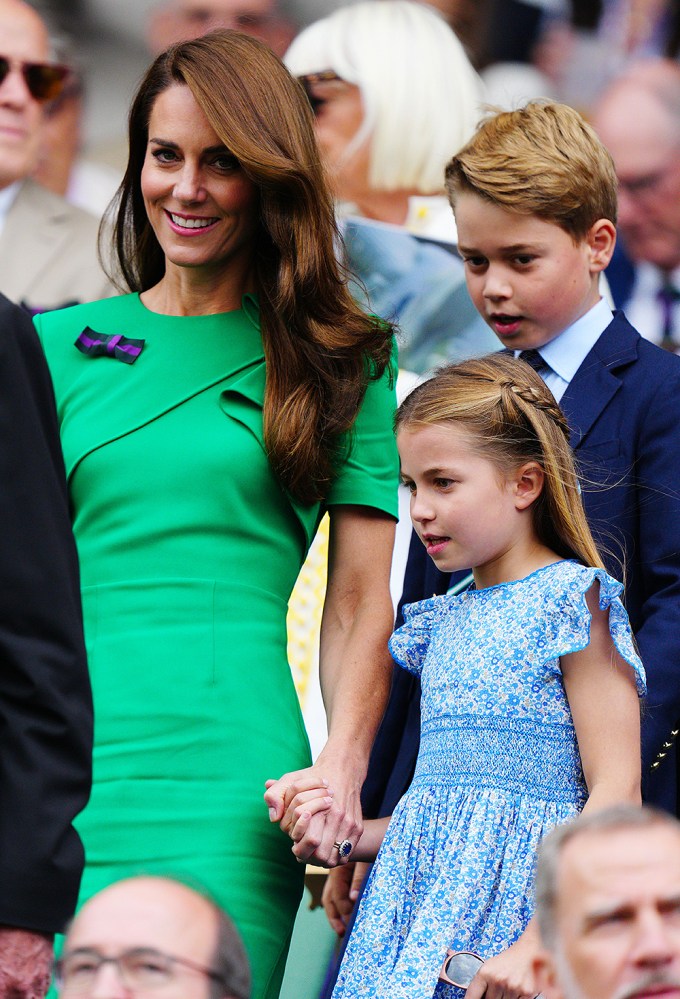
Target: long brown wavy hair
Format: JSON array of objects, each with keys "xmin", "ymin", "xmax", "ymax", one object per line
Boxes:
[
  {"xmin": 104, "ymin": 29, "xmax": 394, "ymax": 504},
  {"xmin": 396, "ymin": 354, "xmax": 605, "ymax": 569}
]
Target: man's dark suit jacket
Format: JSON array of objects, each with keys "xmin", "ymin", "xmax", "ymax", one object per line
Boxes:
[
  {"xmin": 0, "ymin": 294, "xmax": 92, "ymax": 933},
  {"xmin": 365, "ymin": 311, "xmax": 680, "ymax": 818}
]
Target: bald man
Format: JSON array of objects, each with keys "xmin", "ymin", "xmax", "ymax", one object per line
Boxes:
[
  {"xmin": 0, "ymin": 0, "xmax": 112, "ymax": 312},
  {"xmin": 594, "ymin": 60, "xmax": 680, "ymax": 350},
  {"xmin": 56, "ymin": 877, "xmax": 250, "ymax": 999},
  {"xmin": 147, "ymin": 0, "xmax": 296, "ymax": 57}
]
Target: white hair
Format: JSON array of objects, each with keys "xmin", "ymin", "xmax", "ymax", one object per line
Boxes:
[{"xmin": 284, "ymin": 0, "xmax": 485, "ymax": 194}]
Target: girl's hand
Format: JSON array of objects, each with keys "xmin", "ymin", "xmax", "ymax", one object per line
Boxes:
[
  {"xmin": 322, "ymin": 862, "xmax": 370, "ymax": 935},
  {"xmin": 264, "ymin": 776, "xmax": 334, "ymax": 840},
  {"xmin": 465, "ymin": 934, "xmax": 540, "ymax": 999},
  {"xmin": 286, "ymin": 792, "xmax": 336, "ymax": 843},
  {"xmin": 264, "ymin": 761, "xmax": 363, "ymax": 867}
]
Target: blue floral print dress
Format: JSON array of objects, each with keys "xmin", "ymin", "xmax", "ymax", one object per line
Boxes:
[{"xmin": 332, "ymin": 561, "xmax": 646, "ymax": 999}]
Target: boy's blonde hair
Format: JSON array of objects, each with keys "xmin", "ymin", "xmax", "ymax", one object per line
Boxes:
[
  {"xmin": 396, "ymin": 353, "xmax": 605, "ymax": 570},
  {"xmin": 445, "ymin": 101, "xmax": 618, "ymax": 241}
]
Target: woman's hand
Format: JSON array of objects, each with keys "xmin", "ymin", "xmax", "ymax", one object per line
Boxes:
[
  {"xmin": 465, "ymin": 932, "xmax": 540, "ymax": 999},
  {"xmin": 265, "ymin": 508, "xmax": 395, "ymax": 867},
  {"xmin": 322, "ymin": 862, "xmax": 369, "ymax": 935},
  {"xmin": 264, "ymin": 760, "xmax": 363, "ymax": 867}
]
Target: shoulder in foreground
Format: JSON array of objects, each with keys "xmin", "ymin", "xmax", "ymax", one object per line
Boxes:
[
  {"xmin": 0, "ymin": 292, "xmax": 31, "ymax": 327},
  {"xmin": 0, "ymin": 293, "xmax": 42, "ymax": 356}
]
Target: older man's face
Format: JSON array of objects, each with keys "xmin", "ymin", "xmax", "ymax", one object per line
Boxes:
[
  {"xmin": 539, "ymin": 826, "xmax": 680, "ymax": 999},
  {"xmin": 0, "ymin": 0, "xmax": 50, "ymax": 188},
  {"xmin": 59, "ymin": 878, "xmax": 220, "ymax": 999},
  {"xmin": 594, "ymin": 84, "xmax": 680, "ymax": 273},
  {"xmin": 148, "ymin": 0, "xmax": 294, "ymax": 56}
]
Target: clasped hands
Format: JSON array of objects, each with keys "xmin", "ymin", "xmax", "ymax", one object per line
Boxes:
[{"xmin": 264, "ymin": 768, "xmax": 362, "ymax": 868}]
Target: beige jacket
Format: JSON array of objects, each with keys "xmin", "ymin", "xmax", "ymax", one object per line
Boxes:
[{"xmin": 0, "ymin": 179, "xmax": 115, "ymax": 313}]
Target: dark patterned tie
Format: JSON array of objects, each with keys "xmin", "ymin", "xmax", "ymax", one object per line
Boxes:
[
  {"xmin": 657, "ymin": 279, "xmax": 680, "ymax": 351},
  {"xmin": 518, "ymin": 349, "xmax": 549, "ymax": 377}
]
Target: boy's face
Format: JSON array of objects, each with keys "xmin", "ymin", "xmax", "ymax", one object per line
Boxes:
[{"xmin": 455, "ymin": 191, "xmax": 613, "ymax": 351}]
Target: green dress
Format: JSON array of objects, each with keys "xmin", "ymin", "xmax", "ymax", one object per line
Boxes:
[{"xmin": 35, "ymin": 293, "xmax": 399, "ymax": 999}]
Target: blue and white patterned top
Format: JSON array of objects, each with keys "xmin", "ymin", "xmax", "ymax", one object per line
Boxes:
[{"xmin": 332, "ymin": 560, "xmax": 646, "ymax": 999}]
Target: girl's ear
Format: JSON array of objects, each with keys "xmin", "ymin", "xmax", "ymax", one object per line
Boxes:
[{"xmin": 514, "ymin": 461, "xmax": 544, "ymax": 510}]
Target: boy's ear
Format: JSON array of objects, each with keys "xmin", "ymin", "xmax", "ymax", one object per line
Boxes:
[
  {"xmin": 586, "ymin": 218, "xmax": 617, "ymax": 272},
  {"xmin": 514, "ymin": 461, "xmax": 544, "ymax": 510}
]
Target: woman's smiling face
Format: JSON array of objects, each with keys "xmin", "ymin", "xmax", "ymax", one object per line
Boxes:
[{"xmin": 140, "ymin": 83, "xmax": 259, "ymax": 281}]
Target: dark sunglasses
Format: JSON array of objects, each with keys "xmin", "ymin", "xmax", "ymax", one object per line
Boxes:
[
  {"xmin": 298, "ymin": 70, "xmax": 345, "ymax": 114},
  {"xmin": 0, "ymin": 55, "xmax": 70, "ymax": 102}
]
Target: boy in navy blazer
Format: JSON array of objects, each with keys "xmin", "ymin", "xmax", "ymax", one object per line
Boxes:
[{"xmin": 445, "ymin": 101, "xmax": 680, "ymax": 812}]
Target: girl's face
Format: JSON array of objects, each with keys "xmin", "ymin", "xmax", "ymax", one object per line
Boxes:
[
  {"xmin": 398, "ymin": 421, "xmax": 537, "ymax": 587},
  {"xmin": 141, "ymin": 84, "xmax": 259, "ymax": 283},
  {"xmin": 302, "ymin": 73, "xmax": 371, "ymax": 202}
]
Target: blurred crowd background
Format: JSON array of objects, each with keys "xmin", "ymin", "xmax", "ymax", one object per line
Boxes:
[{"xmin": 33, "ymin": 0, "xmax": 680, "ymax": 184}]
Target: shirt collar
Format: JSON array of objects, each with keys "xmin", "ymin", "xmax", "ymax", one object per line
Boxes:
[
  {"xmin": 635, "ymin": 260, "xmax": 680, "ymax": 294},
  {"xmin": 539, "ymin": 297, "xmax": 613, "ymax": 382},
  {"xmin": 0, "ymin": 181, "xmax": 22, "ymax": 238}
]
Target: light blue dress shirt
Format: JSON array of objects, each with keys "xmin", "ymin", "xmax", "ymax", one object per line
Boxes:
[{"xmin": 513, "ymin": 297, "xmax": 614, "ymax": 401}]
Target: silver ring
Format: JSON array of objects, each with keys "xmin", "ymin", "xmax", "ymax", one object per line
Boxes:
[{"xmin": 333, "ymin": 839, "xmax": 353, "ymax": 859}]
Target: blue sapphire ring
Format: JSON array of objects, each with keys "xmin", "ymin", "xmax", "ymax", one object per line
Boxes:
[{"xmin": 333, "ymin": 839, "xmax": 353, "ymax": 860}]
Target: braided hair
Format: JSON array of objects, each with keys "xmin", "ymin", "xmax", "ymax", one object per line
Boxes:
[{"xmin": 396, "ymin": 353, "xmax": 604, "ymax": 569}]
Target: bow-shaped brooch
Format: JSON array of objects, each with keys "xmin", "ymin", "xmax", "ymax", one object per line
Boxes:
[{"xmin": 75, "ymin": 327, "xmax": 145, "ymax": 365}]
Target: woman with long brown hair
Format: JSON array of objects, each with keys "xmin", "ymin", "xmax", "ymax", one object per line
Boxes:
[{"xmin": 34, "ymin": 30, "xmax": 398, "ymax": 999}]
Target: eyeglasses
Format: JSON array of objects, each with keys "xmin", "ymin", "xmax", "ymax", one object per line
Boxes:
[
  {"xmin": 617, "ymin": 158, "xmax": 680, "ymax": 202},
  {"xmin": 0, "ymin": 55, "xmax": 70, "ymax": 102},
  {"xmin": 179, "ymin": 9, "xmax": 274, "ymax": 31},
  {"xmin": 54, "ymin": 947, "xmax": 227, "ymax": 994},
  {"xmin": 439, "ymin": 949, "xmax": 484, "ymax": 987},
  {"xmin": 297, "ymin": 71, "xmax": 346, "ymax": 115}
]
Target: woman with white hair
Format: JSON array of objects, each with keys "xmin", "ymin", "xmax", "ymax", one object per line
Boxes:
[{"xmin": 285, "ymin": 0, "xmax": 498, "ymax": 373}]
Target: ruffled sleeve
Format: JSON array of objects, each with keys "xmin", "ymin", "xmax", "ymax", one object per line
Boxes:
[
  {"xmin": 389, "ymin": 595, "xmax": 449, "ymax": 676},
  {"xmin": 539, "ymin": 564, "xmax": 646, "ymax": 694}
]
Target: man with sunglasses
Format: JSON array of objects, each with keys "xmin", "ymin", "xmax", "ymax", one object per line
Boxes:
[
  {"xmin": 56, "ymin": 877, "xmax": 250, "ymax": 999},
  {"xmin": 0, "ymin": 0, "xmax": 112, "ymax": 313}
]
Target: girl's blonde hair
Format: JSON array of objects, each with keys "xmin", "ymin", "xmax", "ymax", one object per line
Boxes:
[{"xmin": 396, "ymin": 354, "xmax": 604, "ymax": 569}]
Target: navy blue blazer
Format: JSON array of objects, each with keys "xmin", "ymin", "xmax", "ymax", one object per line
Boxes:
[
  {"xmin": 563, "ymin": 311, "xmax": 680, "ymax": 809},
  {"xmin": 365, "ymin": 311, "xmax": 680, "ymax": 817}
]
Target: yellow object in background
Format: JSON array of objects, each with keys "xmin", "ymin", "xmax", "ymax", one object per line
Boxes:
[{"xmin": 287, "ymin": 514, "xmax": 329, "ymax": 707}]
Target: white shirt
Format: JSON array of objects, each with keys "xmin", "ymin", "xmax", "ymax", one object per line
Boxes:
[
  {"xmin": 623, "ymin": 261, "xmax": 680, "ymax": 349},
  {"xmin": 0, "ymin": 182, "xmax": 21, "ymax": 239},
  {"xmin": 514, "ymin": 297, "xmax": 614, "ymax": 401}
]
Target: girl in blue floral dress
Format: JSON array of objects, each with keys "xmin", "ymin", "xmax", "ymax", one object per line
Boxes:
[{"xmin": 281, "ymin": 354, "xmax": 645, "ymax": 999}]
